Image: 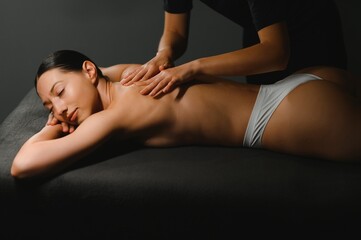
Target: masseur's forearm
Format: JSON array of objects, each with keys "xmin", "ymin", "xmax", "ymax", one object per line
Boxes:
[
  {"xmin": 157, "ymin": 30, "xmax": 188, "ymax": 62},
  {"xmin": 190, "ymin": 42, "xmax": 290, "ymax": 77}
]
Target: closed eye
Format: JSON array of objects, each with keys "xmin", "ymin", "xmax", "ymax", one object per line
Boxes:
[
  {"xmin": 58, "ymin": 89, "xmax": 64, "ymax": 96},
  {"xmin": 42, "ymin": 102, "xmax": 53, "ymax": 113}
]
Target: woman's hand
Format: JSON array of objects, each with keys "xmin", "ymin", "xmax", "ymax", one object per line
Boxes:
[
  {"xmin": 136, "ymin": 62, "xmax": 197, "ymax": 97},
  {"xmin": 120, "ymin": 53, "xmax": 174, "ymax": 86},
  {"xmin": 47, "ymin": 112, "xmax": 76, "ymax": 133}
]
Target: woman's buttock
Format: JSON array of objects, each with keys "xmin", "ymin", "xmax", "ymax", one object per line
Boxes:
[
  {"xmin": 243, "ymin": 73, "xmax": 322, "ymax": 148},
  {"xmin": 261, "ymin": 79, "xmax": 360, "ymax": 158}
]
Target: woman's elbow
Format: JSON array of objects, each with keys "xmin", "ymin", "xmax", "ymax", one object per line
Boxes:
[
  {"xmin": 11, "ymin": 161, "xmax": 28, "ymax": 179},
  {"xmin": 11, "ymin": 157, "xmax": 37, "ymax": 179},
  {"xmin": 11, "ymin": 163, "xmax": 25, "ymax": 179}
]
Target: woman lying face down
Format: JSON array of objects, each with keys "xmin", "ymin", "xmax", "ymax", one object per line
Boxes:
[{"xmin": 11, "ymin": 50, "xmax": 361, "ymax": 179}]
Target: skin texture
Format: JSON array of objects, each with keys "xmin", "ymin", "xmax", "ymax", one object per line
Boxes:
[
  {"xmin": 11, "ymin": 63, "xmax": 361, "ymax": 179},
  {"xmin": 120, "ymin": 12, "xmax": 290, "ymax": 96}
]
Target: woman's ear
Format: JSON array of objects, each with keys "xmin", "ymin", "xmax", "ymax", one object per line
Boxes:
[{"xmin": 82, "ymin": 60, "xmax": 98, "ymax": 84}]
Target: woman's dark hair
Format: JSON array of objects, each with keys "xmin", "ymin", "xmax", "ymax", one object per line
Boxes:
[{"xmin": 34, "ymin": 50, "xmax": 105, "ymax": 87}]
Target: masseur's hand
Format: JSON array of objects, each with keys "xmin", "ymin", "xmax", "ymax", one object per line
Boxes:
[
  {"xmin": 120, "ymin": 52, "xmax": 174, "ymax": 85},
  {"xmin": 136, "ymin": 62, "xmax": 196, "ymax": 97},
  {"xmin": 47, "ymin": 112, "xmax": 76, "ymax": 133}
]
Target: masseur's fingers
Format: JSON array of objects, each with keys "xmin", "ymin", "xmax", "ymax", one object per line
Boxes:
[
  {"xmin": 134, "ymin": 78, "xmax": 154, "ymax": 86},
  {"xmin": 125, "ymin": 65, "xmax": 161, "ymax": 86},
  {"xmin": 148, "ymin": 79, "xmax": 171, "ymax": 97},
  {"xmin": 138, "ymin": 65, "xmax": 191, "ymax": 97},
  {"xmin": 120, "ymin": 64, "xmax": 147, "ymax": 85},
  {"xmin": 139, "ymin": 77, "xmax": 163, "ymax": 95},
  {"xmin": 139, "ymin": 76, "xmax": 174, "ymax": 97},
  {"xmin": 159, "ymin": 62, "xmax": 173, "ymax": 71},
  {"xmin": 120, "ymin": 69, "xmax": 140, "ymax": 85},
  {"xmin": 139, "ymin": 67, "xmax": 160, "ymax": 82},
  {"xmin": 123, "ymin": 68, "xmax": 148, "ymax": 85},
  {"xmin": 163, "ymin": 80, "xmax": 178, "ymax": 94},
  {"xmin": 121, "ymin": 56, "xmax": 173, "ymax": 86}
]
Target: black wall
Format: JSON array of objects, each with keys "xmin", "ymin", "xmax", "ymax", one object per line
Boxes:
[{"xmin": 0, "ymin": 0, "xmax": 359, "ymax": 123}]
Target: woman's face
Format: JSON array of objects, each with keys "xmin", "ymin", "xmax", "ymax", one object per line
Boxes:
[{"xmin": 36, "ymin": 67, "xmax": 101, "ymax": 125}]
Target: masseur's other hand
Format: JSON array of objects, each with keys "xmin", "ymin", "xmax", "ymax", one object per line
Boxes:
[
  {"xmin": 136, "ymin": 63, "xmax": 196, "ymax": 97},
  {"xmin": 47, "ymin": 112, "xmax": 76, "ymax": 134},
  {"xmin": 120, "ymin": 53, "xmax": 174, "ymax": 86}
]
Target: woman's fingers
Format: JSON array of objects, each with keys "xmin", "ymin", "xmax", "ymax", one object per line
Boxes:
[
  {"xmin": 46, "ymin": 112, "xmax": 76, "ymax": 134},
  {"xmin": 61, "ymin": 122, "xmax": 69, "ymax": 133},
  {"xmin": 50, "ymin": 117, "xmax": 58, "ymax": 125},
  {"xmin": 69, "ymin": 125, "xmax": 76, "ymax": 133},
  {"xmin": 47, "ymin": 113, "xmax": 59, "ymax": 126},
  {"xmin": 47, "ymin": 113, "xmax": 53, "ymax": 125}
]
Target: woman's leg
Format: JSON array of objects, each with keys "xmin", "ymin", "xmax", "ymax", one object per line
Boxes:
[{"xmin": 262, "ymin": 79, "xmax": 361, "ymax": 162}]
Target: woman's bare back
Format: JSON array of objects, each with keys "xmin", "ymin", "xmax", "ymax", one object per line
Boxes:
[{"xmin": 110, "ymin": 78, "xmax": 259, "ymax": 147}]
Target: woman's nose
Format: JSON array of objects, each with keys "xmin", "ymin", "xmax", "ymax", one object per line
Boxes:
[{"xmin": 53, "ymin": 100, "xmax": 67, "ymax": 116}]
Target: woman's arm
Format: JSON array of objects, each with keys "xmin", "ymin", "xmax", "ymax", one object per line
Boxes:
[{"xmin": 11, "ymin": 109, "xmax": 119, "ymax": 179}]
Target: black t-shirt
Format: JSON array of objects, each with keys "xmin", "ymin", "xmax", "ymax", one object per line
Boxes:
[{"xmin": 164, "ymin": 0, "xmax": 347, "ymax": 84}]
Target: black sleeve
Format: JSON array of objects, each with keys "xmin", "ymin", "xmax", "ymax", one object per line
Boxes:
[
  {"xmin": 247, "ymin": 0, "xmax": 287, "ymax": 31},
  {"xmin": 164, "ymin": 0, "xmax": 193, "ymax": 13}
]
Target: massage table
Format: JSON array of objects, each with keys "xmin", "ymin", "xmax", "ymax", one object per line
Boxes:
[{"xmin": 1, "ymin": 88, "xmax": 361, "ymax": 239}]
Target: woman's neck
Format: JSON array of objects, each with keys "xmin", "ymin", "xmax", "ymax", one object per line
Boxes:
[{"xmin": 96, "ymin": 78, "xmax": 113, "ymax": 110}]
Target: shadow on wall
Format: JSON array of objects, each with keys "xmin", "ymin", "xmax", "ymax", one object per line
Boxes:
[{"xmin": 335, "ymin": 0, "xmax": 361, "ymax": 75}]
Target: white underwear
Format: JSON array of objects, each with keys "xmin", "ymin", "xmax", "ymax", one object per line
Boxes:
[{"xmin": 243, "ymin": 73, "xmax": 322, "ymax": 148}]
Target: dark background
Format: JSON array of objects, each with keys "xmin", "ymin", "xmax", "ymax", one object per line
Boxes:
[{"xmin": 0, "ymin": 0, "xmax": 360, "ymax": 124}]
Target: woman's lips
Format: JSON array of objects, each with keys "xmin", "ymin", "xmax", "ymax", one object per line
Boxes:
[{"xmin": 67, "ymin": 108, "xmax": 78, "ymax": 123}]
